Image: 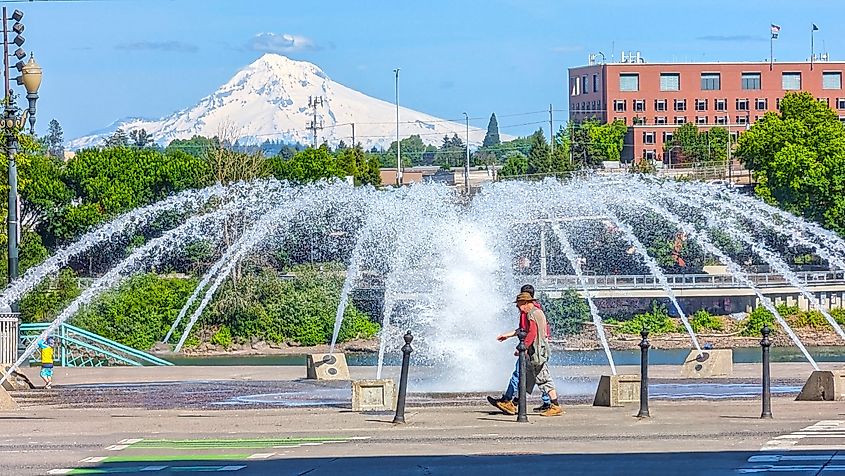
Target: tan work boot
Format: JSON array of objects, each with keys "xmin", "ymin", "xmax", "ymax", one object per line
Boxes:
[
  {"xmin": 495, "ymin": 400, "xmax": 517, "ymax": 415},
  {"xmin": 539, "ymin": 403, "xmax": 563, "ymax": 417}
]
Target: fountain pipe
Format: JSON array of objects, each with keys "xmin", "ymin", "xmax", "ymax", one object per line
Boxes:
[
  {"xmin": 516, "ymin": 327, "xmax": 528, "ymax": 423},
  {"xmin": 392, "ymin": 331, "xmax": 413, "ymax": 424}
]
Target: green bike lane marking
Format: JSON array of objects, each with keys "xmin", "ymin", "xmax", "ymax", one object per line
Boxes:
[{"xmin": 51, "ymin": 464, "xmax": 248, "ymax": 474}]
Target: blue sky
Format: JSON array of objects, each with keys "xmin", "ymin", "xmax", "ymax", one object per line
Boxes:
[{"xmin": 18, "ymin": 0, "xmax": 845, "ymax": 140}]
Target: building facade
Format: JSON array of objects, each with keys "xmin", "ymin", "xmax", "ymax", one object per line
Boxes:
[{"xmin": 568, "ymin": 60, "xmax": 845, "ymax": 163}]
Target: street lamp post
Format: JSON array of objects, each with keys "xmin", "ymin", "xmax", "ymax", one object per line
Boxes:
[
  {"xmin": 393, "ymin": 68, "xmax": 401, "ymax": 186},
  {"xmin": 462, "ymin": 112, "xmax": 469, "ymax": 193},
  {"xmin": 665, "ymin": 145, "xmax": 681, "ymax": 170},
  {"xmin": 2, "ymin": 7, "xmax": 40, "ymax": 313}
]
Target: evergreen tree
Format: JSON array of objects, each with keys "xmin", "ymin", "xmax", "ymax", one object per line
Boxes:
[
  {"xmin": 482, "ymin": 113, "xmax": 500, "ymax": 148},
  {"xmin": 526, "ymin": 129, "xmax": 551, "ymax": 174},
  {"xmin": 129, "ymin": 129, "xmax": 154, "ymax": 149},
  {"xmin": 103, "ymin": 129, "xmax": 129, "ymax": 148},
  {"xmin": 46, "ymin": 119, "xmax": 64, "ymax": 159}
]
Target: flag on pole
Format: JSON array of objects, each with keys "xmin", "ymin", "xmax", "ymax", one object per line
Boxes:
[
  {"xmin": 812, "ymin": 23, "xmax": 819, "ymax": 31},
  {"xmin": 771, "ymin": 24, "xmax": 781, "ymax": 39}
]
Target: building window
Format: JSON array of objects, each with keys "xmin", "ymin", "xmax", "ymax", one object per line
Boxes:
[
  {"xmin": 644, "ymin": 150, "xmax": 656, "ymax": 161},
  {"xmin": 571, "ymin": 77, "xmax": 580, "ymax": 96},
  {"xmin": 823, "ymin": 72, "xmax": 842, "ymax": 90},
  {"xmin": 695, "ymin": 99, "xmax": 707, "ymax": 111},
  {"xmin": 840, "ymin": 116, "xmax": 845, "ymax": 125},
  {"xmin": 660, "ymin": 73, "xmax": 681, "ymax": 91},
  {"xmin": 655, "ymin": 116, "xmax": 667, "ymax": 125},
  {"xmin": 655, "ymin": 99, "xmax": 667, "ymax": 112},
  {"xmin": 820, "ymin": 97, "xmax": 830, "ymax": 107},
  {"xmin": 696, "ymin": 116, "xmax": 707, "ymax": 125},
  {"xmin": 755, "ymin": 98, "xmax": 767, "ymax": 110},
  {"xmin": 633, "ymin": 99, "xmax": 646, "ymax": 112},
  {"xmin": 582, "ymin": 76, "xmax": 588, "ymax": 95},
  {"xmin": 736, "ymin": 116, "xmax": 748, "ymax": 125},
  {"xmin": 674, "ymin": 99, "xmax": 687, "ymax": 111},
  {"xmin": 736, "ymin": 98, "xmax": 749, "ymax": 111},
  {"xmin": 620, "ymin": 73, "xmax": 639, "ymax": 92},
  {"xmin": 837, "ymin": 98, "xmax": 845, "ymax": 109},
  {"xmin": 782, "ymin": 72, "xmax": 801, "ymax": 90},
  {"xmin": 715, "ymin": 116, "xmax": 727, "ymax": 125},
  {"xmin": 776, "ymin": 98, "xmax": 781, "ymax": 109},
  {"xmin": 742, "ymin": 73, "xmax": 762, "ymax": 90},
  {"xmin": 701, "ymin": 73, "xmax": 720, "ymax": 90},
  {"xmin": 633, "ymin": 116, "xmax": 646, "ymax": 125},
  {"xmin": 662, "ymin": 131, "xmax": 673, "ymax": 143},
  {"xmin": 615, "ymin": 116, "xmax": 628, "ymax": 125},
  {"xmin": 643, "ymin": 131, "xmax": 655, "ymax": 144},
  {"xmin": 674, "ymin": 116, "xmax": 687, "ymax": 125},
  {"xmin": 592, "ymin": 74, "xmax": 599, "ymax": 93},
  {"xmin": 613, "ymin": 99, "xmax": 626, "ymax": 112},
  {"xmin": 715, "ymin": 99, "xmax": 727, "ymax": 111}
]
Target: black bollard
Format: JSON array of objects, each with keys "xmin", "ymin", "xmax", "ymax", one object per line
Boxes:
[
  {"xmin": 392, "ymin": 331, "xmax": 414, "ymax": 424},
  {"xmin": 636, "ymin": 328, "xmax": 650, "ymax": 418},
  {"xmin": 760, "ymin": 324, "xmax": 772, "ymax": 419},
  {"xmin": 516, "ymin": 327, "xmax": 528, "ymax": 423}
]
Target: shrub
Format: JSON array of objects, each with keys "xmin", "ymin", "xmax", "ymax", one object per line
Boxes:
[
  {"xmin": 740, "ymin": 306, "xmax": 778, "ymax": 337},
  {"xmin": 540, "ymin": 289, "xmax": 589, "ymax": 337},
  {"xmin": 790, "ymin": 310, "xmax": 829, "ymax": 329},
  {"xmin": 689, "ymin": 309, "xmax": 724, "ymax": 333},
  {"xmin": 73, "ymin": 273, "xmax": 197, "ymax": 350},
  {"xmin": 210, "ymin": 325, "xmax": 233, "ymax": 349},
  {"xmin": 20, "ymin": 268, "xmax": 81, "ymax": 324},
  {"xmin": 611, "ymin": 301, "xmax": 677, "ymax": 335}
]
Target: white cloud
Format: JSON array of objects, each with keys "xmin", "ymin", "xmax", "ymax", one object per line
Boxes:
[{"xmin": 247, "ymin": 33, "xmax": 320, "ymax": 54}]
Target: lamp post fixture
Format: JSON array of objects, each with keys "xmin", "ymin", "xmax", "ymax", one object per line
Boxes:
[
  {"xmin": 2, "ymin": 6, "xmax": 40, "ymax": 313},
  {"xmin": 462, "ymin": 112, "xmax": 469, "ymax": 193}
]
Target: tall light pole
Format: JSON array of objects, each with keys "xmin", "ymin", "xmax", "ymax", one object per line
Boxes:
[
  {"xmin": 463, "ymin": 112, "xmax": 470, "ymax": 192},
  {"xmin": 394, "ymin": 68, "xmax": 401, "ymax": 186},
  {"xmin": 2, "ymin": 7, "xmax": 39, "ymax": 314}
]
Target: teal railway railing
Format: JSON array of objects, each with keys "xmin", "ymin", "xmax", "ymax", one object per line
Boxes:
[{"xmin": 19, "ymin": 323, "xmax": 172, "ymax": 367}]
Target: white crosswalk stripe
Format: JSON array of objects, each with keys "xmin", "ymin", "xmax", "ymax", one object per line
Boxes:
[{"xmin": 737, "ymin": 421, "xmax": 845, "ymax": 473}]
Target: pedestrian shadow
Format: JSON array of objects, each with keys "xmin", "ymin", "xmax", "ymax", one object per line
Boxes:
[{"xmin": 719, "ymin": 415, "xmax": 765, "ymax": 420}]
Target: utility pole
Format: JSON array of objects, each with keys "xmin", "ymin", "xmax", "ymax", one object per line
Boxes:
[
  {"xmin": 394, "ymin": 68, "xmax": 402, "ymax": 186},
  {"xmin": 306, "ymin": 95, "xmax": 323, "ymax": 148},
  {"xmin": 549, "ymin": 104, "xmax": 554, "ymax": 154},
  {"xmin": 463, "ymin": 112, "xmax": 469, "ymax": 192},
  {"xmin": 351, "ymin": 122, "xmax": 355, "ymax": 148}
]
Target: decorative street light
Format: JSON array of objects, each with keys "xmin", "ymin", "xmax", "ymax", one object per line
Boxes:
[{"xmin": 2, "ymin": 6, "xmax": 41, "ymax": 314}]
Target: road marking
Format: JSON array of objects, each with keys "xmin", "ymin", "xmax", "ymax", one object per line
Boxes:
[
  {"xmin": 140, "ymin": 466, "xmax": 167, "ymax": 471},
  {"xmin": 47, "ymin": 470, "xmax": 72, "ymax": 475},
  {"xmin": 762, "ymin": 421, "xmax": 845, "ymax": 451},
  {"xmin": 79, "ymin": 456, "xmax": 107, "ymax": 463},
  {"xmin": 247, "ymin": 453, "xmax": 275, "ymax": 459},
  {"xmin": 105, "ymin": 444, "xmax": 129, "ymax": 451}
]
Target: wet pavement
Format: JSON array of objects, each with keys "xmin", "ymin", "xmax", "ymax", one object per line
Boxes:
[{"xmin": 11, "ymin": 376, "xmax": 807, "ymax": 410}]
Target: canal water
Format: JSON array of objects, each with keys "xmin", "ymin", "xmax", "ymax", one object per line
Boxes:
[{"xmin": 165, "ymin": 346, "xmax": 845, "ymax": 367}]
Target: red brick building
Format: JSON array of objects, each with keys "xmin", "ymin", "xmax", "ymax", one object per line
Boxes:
[{"xmin": 568, "ymin": 58, "xmax": 845, "ymax": 163}]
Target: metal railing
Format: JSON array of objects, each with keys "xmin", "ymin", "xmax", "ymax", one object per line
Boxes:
[
  {"xmin": 19, "ymin": 322, "xmax": 172, "ymax": 367},
  {"xmin": 0, "ymin": 313, "xmax": 19, "ymax": 365},
  {"xmin": 529, "ymin": 270, "xmax": 845, "ymax": 291}
]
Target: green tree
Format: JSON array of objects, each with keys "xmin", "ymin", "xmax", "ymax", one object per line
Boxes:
[
  {"xmin": 103, "ymin": 128, "xmax": 129, "ymax": 148},
  {"xmin": 166, "ymin": 135, "xmax": 221, "ymax": 158},
  {"xmin": 46, "ymin": 119, "xmax": 64, "ymax": 159},
  {"xmin": 587, "ymin": 119, "xmax": 628, "ymax": 162},
  {"xmin": 271, "ymin": 146, "xmax": 342, "ymax": 183},
  {"xmin": 499, "ymin": 151, "xmax": 528, "ymax": 177},
  {"xmin": 736, "ymin": 91, "xmax": 845, "ymax": 234},
  {"xmin": 526, "ymin": 129, "xmax": 551, "ymax": 174},
  {"xmin": 129, "ymin": 129, "xmax": 155, "ymax": 149},
  {"xmin": 482, "ymin": 113, "xmax": 500, "ymax": 148}
]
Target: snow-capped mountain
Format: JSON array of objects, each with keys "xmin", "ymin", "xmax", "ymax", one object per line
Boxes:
[{"xmin": 69, "ymin": 54, "xmax": 502, "ymax": 150}]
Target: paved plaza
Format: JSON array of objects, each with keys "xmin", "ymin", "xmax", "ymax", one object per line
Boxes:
[{"xmin": 2, "ymin": 364, "xmax": 845, "ymax": 475}]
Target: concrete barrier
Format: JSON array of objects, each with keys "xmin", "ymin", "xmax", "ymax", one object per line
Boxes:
[
  {"xmin": 306, "ymin": 353, "xmax": 350, "ymax": 380},
  {"xmin": 0, "ymin": 386, "xmax": 16, "ymax": 410},
  {"xmin": 681, "ymin": 349, "xmax": 733, "ymax": 378},
  {"xmin": 352, "ymin": 379, "xmax": 396, "ymax": 411},
  {"xmin": 796, "ymin": 370, "xmax": 845, "ymax": 401},
  {"xmin": 593, "ymin": 374, "xmax": 640, "ymax": 407}
]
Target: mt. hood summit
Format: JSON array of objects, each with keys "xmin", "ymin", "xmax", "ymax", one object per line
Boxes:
[{"xmin": 69, "ymin": 54, "xmax": 494, "ymax": 150}]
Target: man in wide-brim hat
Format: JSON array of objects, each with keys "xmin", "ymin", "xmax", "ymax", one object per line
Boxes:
[{"xmin": 488, "ymin": 290, "xmax": 562, "ymax": 417}]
